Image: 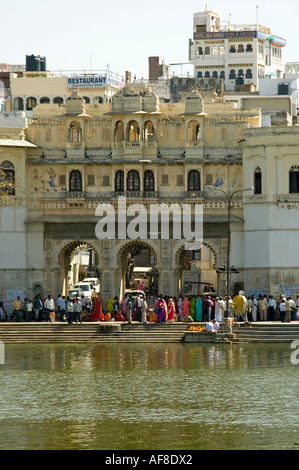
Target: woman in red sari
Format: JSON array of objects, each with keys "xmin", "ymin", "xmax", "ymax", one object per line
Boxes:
[{"xmin": 91, "ymin": 296, "xmax": 104, "ymax": 321}]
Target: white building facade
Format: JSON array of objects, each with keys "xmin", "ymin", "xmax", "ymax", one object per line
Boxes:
[
  {"xmin": 189, "ymin": 10, "xmax": 286, "ymax": 91},
  {"xmin": 243, "ymin": 126, "xmax": 299, "ymax": 298}
]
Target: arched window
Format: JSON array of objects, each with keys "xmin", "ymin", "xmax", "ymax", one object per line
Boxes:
[
  {"xmin": 212, "ymin": 71, "xmax": 218, "ymax": 78},
  {"xmin": 115, "ymin": 170, "xmax": 124, "ymax": 192},
  {"xmin": 127, "ymin": 170, "xmax": 140, "ymax": 191},
  {"xmin": 26, "ymin": 97, "xmax": 37, "ymax": 110},
  {"xmin": 69, "ymin": 170, "xmax": 82, "ymax": 192},
  {"xmin": 68, "ymin": 121, "xmax": 82, "ymax": 143},
  {"xmin": 229, "ymin": 45, "xmax": 236, "ymax": 53},
  {"xmin": 246, "ymin": 69, "xmax": 253, "ymax": 79},
  {"xmin": 40, "ymin": 97, "xmax": 50, "ymax": 104},
  {"xmin": 114, "ymin": 121, "xmax": 124, "ymax": 142},
  {"xmin": 204, "ymin": 71, "xmax": 210, "ymax": 78},
  {"xmin": 220, "ymin": 71, "xmax": 225, "ymax": 79},
  {"xmin": 93, "ymin": 96, "xmax": 103, "ymax": 104},
  {"xmin": 197, "ymin": 71, "xmax": 203, "ymax": 78},
  {"xmin": 187, "ymin": 120, "xmax": 201, "ymax": 142},
  {"xmin": 289, "ymin": 166, "xmax": 299, "ymax": 193},
  {"xmin": 237, "ymin": 44, "xmax": 244, "ymax": 53},
  {"xmin": 254, "ymin": 167, "xmax": 262, "ymax": 195},
  {"xmin": 82, "ymin": 96, "xmax": 90, "ymax": 103},
  {"xmin": 0, "ymin": 161, "xmax": 15, "ymax": 195},
  {"xmin": 144, "ymin": 121, "xmax": 155, "ymax": 141},
  {"xmin": 229, "ymin": 69, "xmax": 236, "ymax": 79},
  {"xmin": 144, "ymin": 170, "xmax": 155, "ymax": 191},
  {"xmin": 204, "ymin": 46, "xmax": 210, "ymax": 55},
  {"xmin": 246, "ymin": 44, "xmax": 253, "ymax": 52},
  {"xmin": 236, "ymin": 69, "xmax": 244, "ymax": 85},
  {"xmin": 188, "ymin": 170, "xmax": 201, "ymax": 191},
  {"xmin": 126, "ymin": 120, "xmax": 140, "ymax": 142},
  {"xmin": 53, "ymin": 97, "xmax": 63, "ymax": 104},
  {"xmin": 13, "ymin": 97, "xmax": 24, "ymax": 111}
]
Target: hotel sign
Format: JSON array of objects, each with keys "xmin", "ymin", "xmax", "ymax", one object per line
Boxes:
[
  {"xmin": 194, "ymin": 30, "xmax": 286, "ymax": 46},
  {"xmin": 194, "ymin": 31, "xmax": 257, "ymax": 40}
]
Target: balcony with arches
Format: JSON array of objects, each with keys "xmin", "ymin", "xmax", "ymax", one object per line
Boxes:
[{"xmin": 111, "ymin": 119, "xmax": 157, "ymax": 158}]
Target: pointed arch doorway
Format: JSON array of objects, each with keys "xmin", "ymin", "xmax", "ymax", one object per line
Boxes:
[
  {"xmin": 176, "ymin": 243, "xmax": 217, "ymax": 296},
  {"xmin": 58, "ymin": 241, "xmax": 100, "ymax": 296},
  {"xmin": 117, "ymin": 241, "xmax": 159, "ymax": 298}
]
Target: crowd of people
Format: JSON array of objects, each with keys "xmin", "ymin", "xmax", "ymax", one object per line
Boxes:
[
  {"xmin": 2, "ymin": 290, "xmax": 299, "ymax": 324},
  {"xmin": 2, "ymin": 294, "xmax": 91, "ymax": 324}
]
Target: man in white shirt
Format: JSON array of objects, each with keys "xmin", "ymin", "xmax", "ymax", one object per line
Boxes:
[
  {"xmin": 288, "ymin": 297, "xmax": 296, "ymax": 321},
  {"xmin": 141, "ymin": 298, "xmax": 148, "ymax": 323},
  {"xmin": 268, "ymin": 296, "xmax": 276, "ymax": 321},
  {"xmin": 218, "ymin": 297, "xmax": 225, "ymax": 321},
  {"xmin": 44, "ymin": 295, "xmax": 55, "ymax": 322},
  {"xmin": 137, "ymin": 295, "xmax": 143, "ymax": 322},
  {"xmin": 74, "ymin": 298, "xmax": 82, "ymax": 324},
  {"xmin": 56, "ymin": 295, "xmax": 66, "ymax": 321},
  {"xmin": 26, "ymin": 299, "xmax": 33, "ymax": 322},
  {"xmin": 206, "ymin": 320, "xmax": 214, "ymax": 332}
]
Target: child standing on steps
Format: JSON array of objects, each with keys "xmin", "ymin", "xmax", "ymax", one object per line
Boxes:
[{"xmin": 49, "ymin": 311, "xmax": 56, "ymax": 323}]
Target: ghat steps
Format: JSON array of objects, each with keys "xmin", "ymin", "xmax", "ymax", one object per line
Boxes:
[
  {"xmin": 0, "ymin": 321, "xmax": 299, "ymax": 344},
  {"xmin": 0, "ymin": 322, "xmax": 190, "ymax": 344},
  {"xmin": 232, "ymin": 322, "xmax": 299, "ymax": 343}
]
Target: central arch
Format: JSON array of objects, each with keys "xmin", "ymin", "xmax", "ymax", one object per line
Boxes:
[{"xmin": 117, "ymin": 240, "xmax": 159, "ymax": 298}]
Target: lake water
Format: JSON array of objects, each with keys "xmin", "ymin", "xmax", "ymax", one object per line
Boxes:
[{"xmin": 1, "ymin": 342, "xmax": 299, "ymax": 450}]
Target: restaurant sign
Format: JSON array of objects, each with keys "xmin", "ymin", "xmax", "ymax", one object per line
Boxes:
[{"xmin": 67, "ymin": 75, "xmax": 125, "ymax": 90}]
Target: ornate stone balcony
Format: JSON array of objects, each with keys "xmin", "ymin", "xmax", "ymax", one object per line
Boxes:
[{"xmin": 30, "ymin": 189, "xmax": 244, "ymax": 212}]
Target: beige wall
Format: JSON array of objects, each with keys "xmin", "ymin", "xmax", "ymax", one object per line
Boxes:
[{"xmin": 0, "ymin": 85, "xmax": 263, "ymax": 301}]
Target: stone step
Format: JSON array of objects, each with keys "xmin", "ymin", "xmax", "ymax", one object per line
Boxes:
[
  {"xmin": 0, "ymin": 322, "xmax": 188, "ymax": 343},
  {"xmin": 232, "ymin": 337, "xmax": 299, "ymax": 343},
  {"xmin": 232, "ymin": 323, "xmax": 299, "ymax": 342},
  {"xmin": 2, "ymin": 321, "xmax": 299, "ymax": 344},
  {"xmin": 234, "ymin": 329, "xmax": 299, "ymax": 335},
  {"xmin": 0, "ymin": 336, "xmax": 185, "ymax": 344}
]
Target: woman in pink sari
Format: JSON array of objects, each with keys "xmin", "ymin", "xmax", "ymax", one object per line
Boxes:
[
  {"xmin": 183, "ymin": 297, "xmax": 190, "ymax": 318},
  {"xmin": 167, "ymin": 297, "xmax": 175, "ymax": 322}
]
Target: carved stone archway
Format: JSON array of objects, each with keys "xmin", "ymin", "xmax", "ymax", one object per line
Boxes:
[
  {"xmin": 57, "ymin": 240, "xmax": 100, "ymax": 296},
  {"xmin": 174, "ymin": 240, "xmax": 218, "ymax": 296},
  {"xmin": 116, "ymin": 240, "xmax": 160, "ymax": 297}
]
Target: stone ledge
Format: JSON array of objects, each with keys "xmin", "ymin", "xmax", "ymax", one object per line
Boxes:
[
  {"xmin": 184, "ymin": 331, "xmax": 233, "ymax": 343},
  {"xmin": 98, "ymin": 323, "xmax": 121, "ymax": 333}
]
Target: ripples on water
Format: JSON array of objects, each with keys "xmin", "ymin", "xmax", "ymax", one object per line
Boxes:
[{"xmin": 0, "ymin": 342, "xmax": 298, "ymax": 450}]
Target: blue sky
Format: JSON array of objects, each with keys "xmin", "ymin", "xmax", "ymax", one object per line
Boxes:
[{"xmin": 3, "ymin": 0, "xmax": 298, "ymax": 79}]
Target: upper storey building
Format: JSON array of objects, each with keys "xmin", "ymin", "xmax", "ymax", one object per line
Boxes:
[{"xmin": 189, "ymin": 9, "xmax": 286, "ymax": 91}]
